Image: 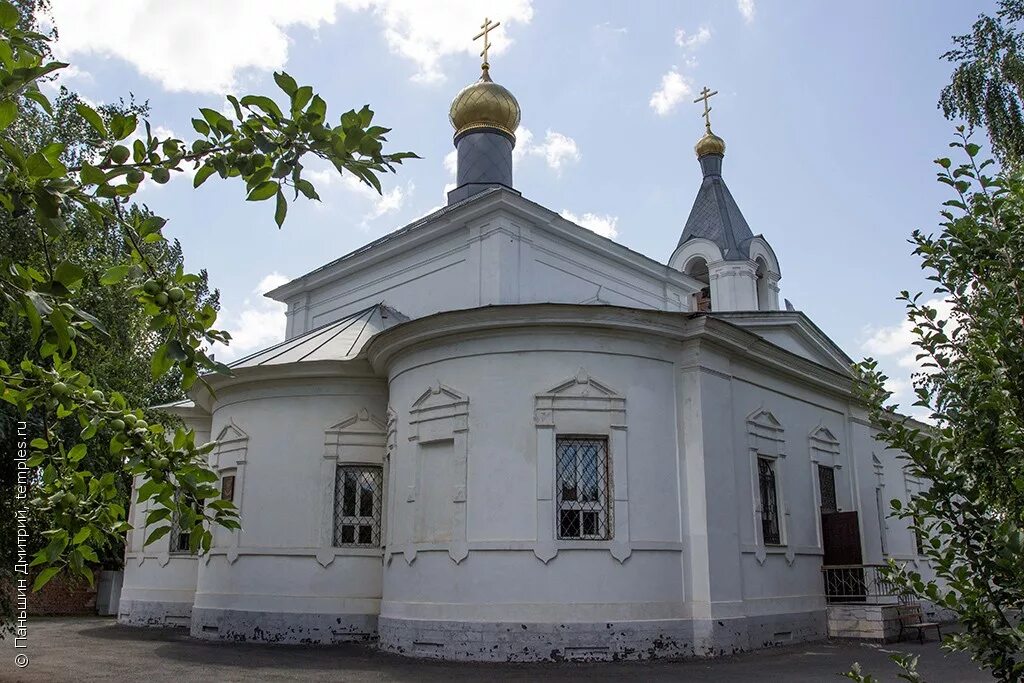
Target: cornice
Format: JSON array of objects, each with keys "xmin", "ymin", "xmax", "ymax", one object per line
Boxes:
[
  {"xmin": 190, "ymin": 359, "xmax": 381, "ymax": 412},
  {"xmin": 365, "ymin": 304, "xmax": 857, "ymax": 400}
]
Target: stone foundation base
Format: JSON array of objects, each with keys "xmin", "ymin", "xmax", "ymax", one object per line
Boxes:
[
  {"xmin": 117, "ymin": 604, "xmax": 825, "ymax": 660},
  {"xmin": 379, "ymin": 617, "xmax": 693, "ymax": 661},
  {"xmin": 378, "ymin": 611, "xmax": 826, "ymax": 662},
  {"xmin": 117, "ymin": 599, "xmax": 193, "ymax": 628},
  {"xmin": 189, "ymin": 607, "xmax": 377, "ymax": 644}
]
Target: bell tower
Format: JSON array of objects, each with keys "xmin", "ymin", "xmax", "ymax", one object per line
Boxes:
[{"xmin": 669, "ymin": 86, "xmax": 781, "ymax": 312}]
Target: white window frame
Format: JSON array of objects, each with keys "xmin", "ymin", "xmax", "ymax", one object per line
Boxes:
[
  {"xmin": 745, "ymin": 408, "xmax": 789, "ymax": 563},
  {"xmin": 533, "ymin": 368, "xmax": 630, "ymax": 564}
]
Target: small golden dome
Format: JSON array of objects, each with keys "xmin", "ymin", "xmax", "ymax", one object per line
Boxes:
[
  {"xmin": 695, "ymin": 130, "xmax": 726, "ymax": 157},
  {"xmin": 449, "ymin": 66, "xmax": 521, "ymax": 141}
]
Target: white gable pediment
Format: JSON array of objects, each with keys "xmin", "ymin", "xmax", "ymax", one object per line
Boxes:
[
  {"xmin": 211, "ymin": 420, "xmax": 249, "ymax": 466},
  {"xmin": 810, "ymin": 425, "xmax": 840, "ymax": 446},
  {"xmin": 746, "ymin": 407, "xmax": 784, "ymax": 457},
  {"xmin": 215, "ymin": 421, "xmax": 248, "ymax": 444},
  {"xmin": 411, "ymin": 382, "xmax": 469, "ymax": 412},
  {"xmin": 326, "ymin": 408, "xmax": 387, "ymax": 435},
  {"xmin": 539, "ymin": 367, "xmax": 623, "ymax": 400},
  {"xmin": 809, "ymin": 424, "xmax": 841, "ymax": 461},
  {"xmin": 713, "ymin": 312, "xmax": 854, "ymax": 376},
  {"xmin": 325, "ymin": 408, "xmax": 387, "ymax": 452},
  {"xmin": 534, "ymin": 367, "xmax": 626, "ymax": 428},
  {"xmin": 746, "ymin": 407, "xmax": 783, "ymax": 432}
]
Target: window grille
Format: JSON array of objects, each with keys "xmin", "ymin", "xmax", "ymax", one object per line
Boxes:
[
  {"xmin": 914, "ymin": 518, "xmax": 925, "ymax": 556},
  {"xmin": 818, "ymin": 465, "xmax": 837, "ymax": 512},
  {"xmin": 758, "ymin": 456, "xmax": 781, "ymax": 545},
  {"xmin": 169, "ymin": 500, "xmax": 195, "ymax": 554},
  {"xmin": 555, "ymin": 436, "xmax": 612, "ymax": 540},
  {"xmin": 334, "ymin": 466, "xmax": 383, "ymax": 547},
  {"xmin": 875, "ymin": 487, "xmax": 888, "ymax": 555},
  {"xmin": 221, "ymin": 474, "xmax": 235, "ymax": 503}
]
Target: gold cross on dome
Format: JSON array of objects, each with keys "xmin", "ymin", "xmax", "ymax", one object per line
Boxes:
[
  {"xmin": 474, "ymin": 17, "xmax": 501, "ymax": 68},
  {"xmin": 694, "ymin": 86, "xmax": 719, "ymax": 133}
]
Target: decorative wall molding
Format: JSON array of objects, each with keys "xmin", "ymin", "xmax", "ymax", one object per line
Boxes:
[
  {"xmin": 318, "ymin": 409, "xmax": 387, "ymax": 567},
  {"xmin": 206, "ymin": 421, "xmax": 250, "ymax": 565},
  {"xmin": 533, "ymin": 367, "xmax": 630, "ymax": 564},
  {"xmin": 745, "ymin": 408, "xmax": 792, "ymax": 565},
  {"xmin": 808, "ymin": 425, "xmax": 841, "ymax": 464},
  {"xmin": 406, "ymin": 383, "xmax": 470, "ymax": 564},
  {"xmin": 807, "ymin": 423, "xmax": 843, "ymax": 550},
  {"xmin": 383, "ymin": 406, "xmax": 398, "ymax": 566}
]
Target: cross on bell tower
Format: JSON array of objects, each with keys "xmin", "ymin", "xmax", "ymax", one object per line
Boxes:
[{"xmin": 693, "ymin": 86, "xmax": 719, "ymax": 134}]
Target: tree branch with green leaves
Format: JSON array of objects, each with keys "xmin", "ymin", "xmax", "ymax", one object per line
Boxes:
[
  {"xmin": 850, "ymin": 130, "xmax": 1024, "ymax": 681},
  {"xmin": 0, "ymin": 0, "xmax": 416, "ymax": 601}
]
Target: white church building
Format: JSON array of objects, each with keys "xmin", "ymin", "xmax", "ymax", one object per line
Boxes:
[{"xmin": 118, "ymin": 52, "xmax": 933, "ymax": 661}]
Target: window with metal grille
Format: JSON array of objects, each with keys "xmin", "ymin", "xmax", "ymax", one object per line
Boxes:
[
  {"xmin": 818, "ymin": 465, "xmax": 837, "ymax": 512},
  {"xmin": 913, "ymin": 517, "xmax": 925, "ymax": 556},
  {"xmin": 221, "ymin": 474, "xmax": 235, "ymax": 503},
  {"xmin": 555, "ymin": 436, "xmax": 612, "ymax": 540},
  {"xmin": 334, "ymin": 466, "xmax": 383, "ymax": 547},
  {"xmin": 875, "ymin": 487, "xmax": 888, "ymax": 555},
  {"xmin": 758, "ymin": 456, "xmax": 781, "ymax": 545},
  {"xmin": 169, "ymin": 500, "xmax": 196, "ymax": 554}
]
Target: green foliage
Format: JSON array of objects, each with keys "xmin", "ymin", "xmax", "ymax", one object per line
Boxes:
[
  {"xmin": 842, "ymin": 654, "xmax": 922, "ymax": 682},
  {"xmin": 0, "ymin": 0, "xmax": 416, "ymax": 607},
  {"xmin": 940, "ymin": 0, "xmax": 1024, "ymax": 166},
  {"xmin": 855, "ymin": 130, "xmax": 1024, "ymax": 680}
]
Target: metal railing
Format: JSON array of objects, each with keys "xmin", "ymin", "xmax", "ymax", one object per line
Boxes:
[{"xmin": 822, "ymin": 564, "xmax": 900, "ymax": 604}]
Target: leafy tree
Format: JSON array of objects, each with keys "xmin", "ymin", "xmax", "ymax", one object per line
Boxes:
[
  {"xmin": 854, "ymin": 132, "xmax": 1024, "ymax": 680},
  {"xmin": 1, "ymin": 89, "xmax": 221, "ymax": 636},
  {"xmin": 941, "ymin": 0, "xmax": 1024, "ymax": 166},
  {"xmin": 0, "ymin": 0, "xmax": 415, "ymax": 621}
]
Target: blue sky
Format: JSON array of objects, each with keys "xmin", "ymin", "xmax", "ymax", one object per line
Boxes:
[{"xmin": 45, "ymin": 0, "xmax": 995, "ymax": 408}]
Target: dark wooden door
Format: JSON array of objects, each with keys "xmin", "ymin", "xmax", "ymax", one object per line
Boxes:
[{"xmin": 822, "ymin": 510, "xmax": 862, "ymax": 566}]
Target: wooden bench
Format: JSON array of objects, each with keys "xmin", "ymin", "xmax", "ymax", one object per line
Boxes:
[{"xmin": 897, "ymin": 603, "xmax": 942, "ymax": 643}]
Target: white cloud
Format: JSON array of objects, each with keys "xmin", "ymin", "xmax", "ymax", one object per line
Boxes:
[
  {"xmin": 41, "ymin": 63, "xmax": 93, "ymax": 93},
  {"xmin": 340, "ymin": 175, "xmax": 411, "ymax": 224},
  {"xmin": 368, "ymin": 1, "xmax": 534, "ymax": 84},
  {"xmin": 533, "ymin": 131, "xmax": 580, "ymax": 172},
  {"xmin": 649, "ymin": 68, "xmax": 692, "ymax": 116},
  {"xmin": 49, "ymin": 0, "xmax": 534, "ymax": 93},
  {"xmin": 512, "ymin": 126, "xmax": 580, "ymax": 172},
  {"xmin": 304, "ymin": 164, "xmax": 410, "ymax": 224},
  {"xmin": 210, "ymin": 272, "xmax": 290, "ymax": 361},
  {"xmin": 305, "ymin": 168, "xmax": 334, "ymax": 186},
  {"xmin": 738, "ymin": 0, "xmax": 756, "ymax": 23},
  {"xmin": 560, "ymin": 210, "xmax": 618, "ymax": 240},
  {"xmin": 443, "ymin": 149, "xmax": 458, "ymax": 175},
  {"xmin": 50, "ymin": 0, "xmax": 339, "ymax": 94},
  {"xmin": 595, "ymin": 22, "xmax": 627, "ymax": 36},
  {"xmin": 860, "ymin": 297, "xmax": 956, "ymax": 416},
  {"xmin": 512, "ymin": 126, "xmax": 534, "ymax": 163},
  {"xmin": 674, "ymin": 26, "xmax": 711, "ymax": 50}
]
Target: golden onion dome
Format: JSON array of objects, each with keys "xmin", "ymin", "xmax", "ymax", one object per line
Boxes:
[
  {"xmin": 695, "ymin": 130, "xmax": 726, "ymax": 157},
  {"xmin": 449, "ymin": 66, "xmax": 521, "ymax": 141}
]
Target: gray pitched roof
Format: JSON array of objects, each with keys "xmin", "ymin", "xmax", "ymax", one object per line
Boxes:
[
  {"xmin": 677, "ymin": 160, "xmax": 755, "ymax": 261},
  {"xmin": 228, "ymin": 303, "xmax": 407, "ymax": 369}
]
